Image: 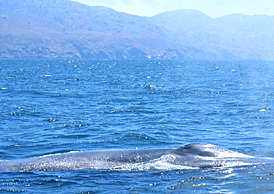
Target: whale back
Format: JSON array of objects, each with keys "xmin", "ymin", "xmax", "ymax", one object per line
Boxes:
[
  {"xmin": 0, "ymin": 144, "xmax": 258, "ymax": 172},
  {"xmin": 174, "ymin": 144, "xmax": 217, "ymax": 157},
  {"xmin": 174, "ymin": 144, "xmax": 253, "ymax": 158}
]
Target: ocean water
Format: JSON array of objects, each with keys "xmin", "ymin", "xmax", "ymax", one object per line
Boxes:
[{"xmin": 0, "ymin": 59, "xmax": 273, "ymax": 193}]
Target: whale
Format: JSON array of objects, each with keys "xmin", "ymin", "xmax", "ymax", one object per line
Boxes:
[{"xmin": 0, "ymin": 144, "xmax": 271, "ymax": 172}]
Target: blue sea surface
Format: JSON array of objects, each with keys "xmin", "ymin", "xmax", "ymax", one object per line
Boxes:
[{"xmin": 0, "ymin": 59, "xmax": 273, "ymax": 193}]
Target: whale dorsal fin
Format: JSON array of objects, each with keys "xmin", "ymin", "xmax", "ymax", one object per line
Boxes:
[{"xmin": 174, "ymin": 144, "xmax": 217, "ymax": 157}]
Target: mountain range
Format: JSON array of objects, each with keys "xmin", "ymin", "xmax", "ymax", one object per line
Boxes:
[{"xmin": 1, "ymin": 0, "xmax": 274, "ymax": 60}]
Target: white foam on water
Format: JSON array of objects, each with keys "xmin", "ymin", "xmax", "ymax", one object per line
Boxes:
[
  {"xmin": 113, "ymin": 154, "xmax": 197, "ymax": 171},
  {"xmin": 37, "ymin": 151, "xmax": 80, "ymax": 158},
  {"xmin": 203, "ymin": 144, "xmax": 254, "ymax": 158}
]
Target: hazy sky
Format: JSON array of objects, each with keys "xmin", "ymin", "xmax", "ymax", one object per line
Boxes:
[{"xmin": 74, "ymin": 0, "xmax": 274, "ymax": 18}]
